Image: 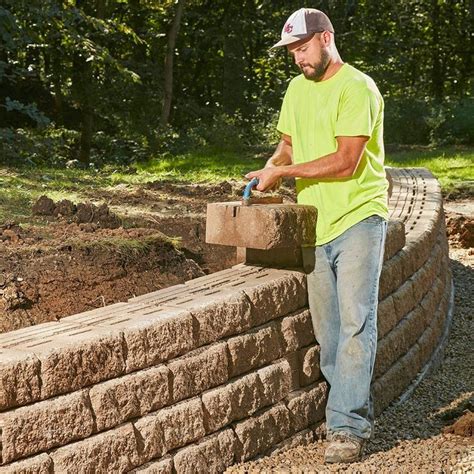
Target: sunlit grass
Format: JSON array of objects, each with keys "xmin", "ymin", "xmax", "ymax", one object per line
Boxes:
[
  {"xmin": 0, "ymin": 145, "xmax": 471, "ymax": 225},
  {"xmin": 386, "ymin": 146, "xmax": 473, "ymax": 193}
]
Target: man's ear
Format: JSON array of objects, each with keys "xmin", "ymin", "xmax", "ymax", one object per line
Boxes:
[{"xmin": 320, "ymin": 30, "xmax": 331, "ymax": 46}]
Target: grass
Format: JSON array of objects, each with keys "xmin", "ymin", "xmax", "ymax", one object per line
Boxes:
[
  {"xmin": 0, "ymin": 145, "xmax": 472, "ymax": 225},
  {"xmin": 385, "ymin": 146, "xmax": 474, "ymax": 195}
]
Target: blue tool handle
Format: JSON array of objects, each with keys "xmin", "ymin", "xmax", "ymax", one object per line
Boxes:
[{"xmin": 243, "ymin": 177, "xmax": 259, "ymax": 200}]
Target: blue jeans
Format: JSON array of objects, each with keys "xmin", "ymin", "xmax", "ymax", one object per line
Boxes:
[{"xmin": 302, "ymin": 215, "xmax": 387, "ymax": 440}]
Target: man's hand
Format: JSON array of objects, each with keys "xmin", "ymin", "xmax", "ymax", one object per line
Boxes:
[
  {"xmin": 250, "ymin": 134, "xmax": 292, "ymax": 192},
  {"xmin": 245, "ymin": 167, "xmax": 282, "ymax": 192}
]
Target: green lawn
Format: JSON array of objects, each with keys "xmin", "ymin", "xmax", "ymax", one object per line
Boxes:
[
  {"xmin": 0, "ymin": 145, "xmax": 472, "ymax": 223},
  {"xmin": 385, "ymin": 146, "xmax": 473, "ymax": 195}
]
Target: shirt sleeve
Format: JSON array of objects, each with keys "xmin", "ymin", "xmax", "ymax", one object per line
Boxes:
[
  {"xmin": 276, "ymin": 86, "xmax": 293, "ymax": 136},
  {"xmin": 335, "ymin": 81, "xmax": 382, "ymax": 138}
]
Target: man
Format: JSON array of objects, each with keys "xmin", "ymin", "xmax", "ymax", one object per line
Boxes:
[{"xmin": 246, "ymin": 8, "xmax": 389, "ymax": 464}]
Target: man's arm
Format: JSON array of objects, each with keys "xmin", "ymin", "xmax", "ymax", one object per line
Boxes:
[
  {"xmin": 246, "ymin": 135, "xmax": 368, "ymax": 191},
  {"xmin": 261, "ymin": 134, "xmax": 293, "ymax": 191},
  {"xmin": 266, "ymin": 134, "xmax": 293, "ymax": 167}
]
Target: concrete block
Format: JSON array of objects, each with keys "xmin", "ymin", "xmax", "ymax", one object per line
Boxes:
[
  {"xmin": 392, "ymin": 280, "xmax": 416, "ymax": 320},
  {"xmin": 98, "ymin": 308, "xmax": 195, "ymax": 373},
  {"xmin": 257, "ymin": 359, "xmax": 293, "ymax": 405},
  {"xmin": 379, "ymin": 254, "xmax": 403, "ymax": 300},
  {"xmin": 384, "ymin": 219, "xmax": 406, "ymax": 261},
  {"xmin": 403, "ymin": 343, "xmax": 424, "ymax": 381},
  {"xmin": 173, "ymin": 429, "xmax": 236, "ymax": 474},
  {"xmin": 237, "ymin": 247, "xmax": 304, "ymax": 268},
  {"xmin": 398, "ymin": 247, "xmax": 416, "ymax": 282},
  {"xmin": 168, "ymin": 342, "xmax": 229, "ymax": 402},
  {"xmin": 51, "ymin": 423, "xmax": 140, "ymax": 473},
  {"xmin": 0, "ymin": 390, "xmax": 94, "ymax": 464},
  {"xmin": 129, "ymin": 456, "xmax": 173, "ymax": 474},
  {"xmin": 24, "ymin": 328, "xmax": 127, "ymax": 400},
  {"xmin": 278, "ymin": 310, "xmax": 315, "ymax": 353},
  {"xmin": 0, "ymin": 349, "xmax": 41, "ymax": 411},
  {"xmin": 284, "ymin": 351, "xmax": 302, "ymax": 391},
  {"xmin": 89, "ymin": 365, "xmax": 170, "ymax": 432},
  {"xmin": 0, "ymin": 453, "xmax": 52, "ymax": 474},
  {"xmin": 201, "ymin": 372, "xmax": 265, "ymax": 433},
  {"xmin": 377, "ymin": 295, "xmax": 397, "ymax": 340},
  {"xmin": 233, "ymin": 403, "xmax": 291, "ymax": 462},
  {"xmin": 298, "ymin": 344, "xmax": 321, "ymax": 387},
  {"xmin": 404, "ymin": 306, "xmax": 427, "ymax": 349},
  {"xmin": 187, "ymin": 292, "xmax": 253, "ymax": 347},
  {"xmin": 226, "ymin": 322, "xmax": 283, "ymax": 378},
  {"xmin": 285, "ymin": 381, "xmax": 328, "ymax": 432},
  {"xmin": 243, "ymin": 271, "xmax": 308, "ymax": 326},
  {"xmin": 206, "ymin": 202, "xmax": 317, "ymax": 249},
  {"xmin": 134, "ymin": 397, "xmax": 205, "ymax": 461}
]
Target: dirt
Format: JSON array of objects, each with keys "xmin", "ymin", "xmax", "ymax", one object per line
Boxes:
[
  {"xmin": 443, "ymin": 411, "xmax": 474, "ymax": 438},
  {"xmin": 0, "ymin": 180, "xmax": 264, "ymax": 333},
  {"xmin": 0, "ymin": 179, "xmax": 471, "ymax": 337}
]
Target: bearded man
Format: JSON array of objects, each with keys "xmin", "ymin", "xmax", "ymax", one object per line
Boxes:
[{"xmin": 246, "ymin": 8, "xmax": 389, "ymax": 464}]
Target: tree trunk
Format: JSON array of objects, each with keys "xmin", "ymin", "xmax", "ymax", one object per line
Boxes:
[
  {"xmin": 431, "ymin": 0, "xmax": 444, "ymax": 101},
  {"xmin": 160, "ymin": 0, "xmax": 186, "ymax": 127},
  {"xmin": 74, "ymin": 0, "xmax": 106, "ymax": 163},
  {"xmin": 79, "ymin": 109, "xmax": 93, "ymax": 164}
]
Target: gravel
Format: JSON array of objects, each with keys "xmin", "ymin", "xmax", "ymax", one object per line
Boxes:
[{"xmin": 227, "ymin": 246, "xmax": 473, "ymax": 473}]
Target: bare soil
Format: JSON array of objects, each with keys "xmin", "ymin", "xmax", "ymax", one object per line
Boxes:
[
  {"xmin": 0, "ymin": 179, "xmax": 471, "ymax": 337},
  {"xmin": 0, "ymin": 179, "xmax": 296, "ymax": 333}
]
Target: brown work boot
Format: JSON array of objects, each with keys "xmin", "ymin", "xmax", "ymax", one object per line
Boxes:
[{"xmin": 324, "ymin": 431, "xmax": 366, "ymax": 463}]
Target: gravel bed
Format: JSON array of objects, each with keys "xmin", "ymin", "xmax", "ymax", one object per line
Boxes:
[{"xmin": 227, "ymin": 247, "xmax": 473, "ymax": 473}]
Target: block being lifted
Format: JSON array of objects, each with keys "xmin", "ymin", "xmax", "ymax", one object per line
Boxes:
[{"xmin": 206, "ymin": 201, "xmax": 317, "ymax": 250}]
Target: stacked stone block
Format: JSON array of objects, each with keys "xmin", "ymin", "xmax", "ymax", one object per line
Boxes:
[{"xmin": 0, "ymin": 168, "xmax": 451, "ymax": 473}]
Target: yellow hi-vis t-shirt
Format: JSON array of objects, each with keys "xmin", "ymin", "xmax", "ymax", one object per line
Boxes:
[{"xmin": 277, "ymin": 63, "xmax": 389, "ymax": 246}]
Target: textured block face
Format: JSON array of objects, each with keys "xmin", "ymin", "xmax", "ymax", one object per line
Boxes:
[
  {"xmin": 393, "ymin": 280, "xmax": 416, "ymax": 320},
  {"xmin": 233, "ymin": 403, "xmax": 291, "ymax": 461},
  {"xmin": 0, "ymin": 390, "xmax": 94, "ymax": 464},
  {"xmin": 120, "ymin": 310, "xmax": 195, "ymax": 372},
  {"xmin": 134, "ymin": 398, "xmax": 206, "ymax": 461},
  {"xmin": 379, "ymin": 254, "xmax": 403, "ymax": 300},
  {"xmin": 278, "ymin": 310, "xmax": 315, "ymax": 352},
  {"xmin": 168, "ymin": 342, "xmax": 229, "ymax": 402},
  {"xmin": 257, "ymin": 359, "xmax": 293, "ymax": 405},
  {"xmin": 244, "ymin": 272, "xmax": 308, "ymax": 326},
  {"xmin": 227, "ymin": 323, "xmax": 283, "ymax": 377},
  {"xmin": 51, "ymin": 423, "xmax": 140, "ymax": 473},
  {"xmin": 173, "ymin": 429, "xmax": 236, "ymax": 474},
  {"xmin": 286, "ymin": 382, "xmax": 328, "ymax": 432},
  {"xmin": 0, "ymin": 453, "xmax": 53, "ymax": 473},
  {"xmin": 129, "ymin": 456, "xmax": 173, "ymax": 474},
  {"xmin": 31, "ymin": 329, "xmax": 127, "ymax": 399},
  {"xmin": 377, "ymin": 295, "xmax": 397, "ymax": 340},
  {"xmin": 384, "ymin": 219, "xmax": 406, "ymax": 261},
  {"xmin": 89, "ymin": 366, "xmax": 171, "ymax": 432},
  {"xmin": 0, "ymin": 349, "xmax": 41, "ymax": 411},
  {"xmin": 206, "ymin": 202, "xmax": 317, "ymax": 249},
  {"xmin": 186, "ymin": 292, "xmax": 253, "ymax": 347},
  {"xmin": 201, "ymin": 373, "xmax": 265, "ymax": 433},
  {"xmin": 298, "ymin": 345, "xmax": 321, "ymax": 386}
]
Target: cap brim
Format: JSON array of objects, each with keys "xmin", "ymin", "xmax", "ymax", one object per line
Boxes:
[{"xmin": 270, "ymin": 33, "xmax": 313, "ymax": 49}]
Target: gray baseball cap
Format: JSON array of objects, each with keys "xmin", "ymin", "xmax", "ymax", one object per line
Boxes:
[{"xmin": 272, "ymin": 8, "xmax": 335, "ymax": 49}]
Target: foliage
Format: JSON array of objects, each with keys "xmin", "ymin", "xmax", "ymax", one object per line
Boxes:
[{"xmin": 0, "ymin": 0, "xmax": 472, "ymax": 166}]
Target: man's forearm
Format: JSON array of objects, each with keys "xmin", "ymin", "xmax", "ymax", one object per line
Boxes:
[
  {"xmin": 276, "ymin": 150, "xmax": 354, "ymax": 180},
  {"xmin": 266, "ymin": 138, "xmax": 293, "ymax": 167}
]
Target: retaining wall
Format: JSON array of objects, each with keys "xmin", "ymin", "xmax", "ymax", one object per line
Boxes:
[{"xmin": 0, "ymin": 168, "xmax": 451, "ymax": 473}]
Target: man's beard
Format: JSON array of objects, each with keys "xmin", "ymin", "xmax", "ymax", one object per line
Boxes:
[{"xmin": 299, "ymin": 49, "xmax": 331, "ymax": 81}]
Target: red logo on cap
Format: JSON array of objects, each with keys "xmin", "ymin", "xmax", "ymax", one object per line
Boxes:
[{"xmin": 284, "ymin": 23, "xmax": 293, "ymax": 34}]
